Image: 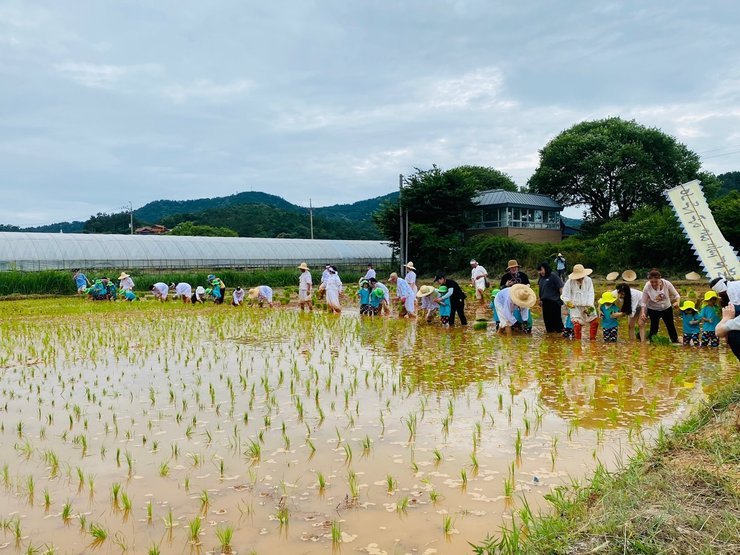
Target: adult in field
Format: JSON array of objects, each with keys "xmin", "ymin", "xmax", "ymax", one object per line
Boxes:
[
  {"xmin": 389, "ymin": 272, "xmax": 415, "ymax": 318},
  {"xmin": 369, "ymin": 278, "xmax": 390, "ymax": 315},
  {"xmin": 404, "ymin": 262, "xmax": 418, "ymax": 296},
  {"xmin": 417, "ymin": 284, "xmax": 439, "ymax": 322},
  {"xmin": 710, "ymin": 277, "xmax": 740, "ymax": 316},
  {"xmin": 537, "ymin": 262, "xmax": 563, "ymax": 333},
  {"xmin": 118, "ymin": 272, "xmax": 135, "ymax": 292},
  {"xmin": 324, "ymin": 267, "xmax": 343, "ymax": 313},
  {"xmin": 554, "ymin": 253, "xmax": 567, "ymax": 280},
  {"xmin": 73, "ymin": 269, "xmax": 90, "ymax": 295},
  {"xmin": 561, "ymin": 264, "xmax": 598, "ymax": 340},
  {"xmin": 318, "ymin": 264, "xmax": 331, "ymax": 299},
  {"xmin": 495, "ymin": 284, "xmax": 537, "ymax": 335},
  {"xmin": 191, "ymin": 285, "xmax": 206, "ymax": 304},
  {"xmin": 613, "ymin": 282, "xmax": 645, "ymax": 341},
  {"xmin": 298, "ymin": 262, "xmax": 313, "ymax": 311},
  {"xmin": 232, "ymin": 287, "xmax": 245, "ymax": 306},
  {"xmin": 640, "ymin": 269, "xmax": 680, "ymax": 343},
  {"xmin": 434, "ymin": 274, "xmax": 467, "ymax": 326},
  {"xmin": 363, "ymin": 263, "xmax": 376, "ymax": 281},
  {"xmin": 470, "ymin": 259, "xmax": 488, "ymax": 305},
  {"xmin": 150, "ymin": 282, "xmax": 169, "ymax": 301},
  {"xmin": 716, "ymin": 304, "xmax": 740, "ymax": 360},
  {"xmin": 170, "ymin": 282, "xmax": 192, "ymax": 303},
  {"xmin": 249, "ymin": 285, "xmax": 274, "ymax": 308},
  {"xmin": 499, "ymin": 259, "xmax": 530, "ymax": 289}
]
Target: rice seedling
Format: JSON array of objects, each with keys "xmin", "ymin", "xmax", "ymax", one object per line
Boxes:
[
  {"xmin": 187, "ymin": 516, "xmax": 202, "ymax": 543},
  {"xmin": 158, "ymin": 460, "xmax": 169, "ymax": 477},
  {"xmin": 396, "ymin": 495, "xmax": 410, "ymax": 513},
  {"xmin": 317, "ymin": 471, "xmax": 326, "ymax": 492},
  {"xmin": 348, "ymin": 470, "xmax": 359, "ymax": 499},
  {"xmin": 148, "ymin": 544, "xmax": 161, "ymax": 555},
  {"xmin": 146, "ymin": 500, "xmax": 152, "ymax": 522},
  {"xmin": 120, "ymin": 491, "xmax": 132, "ymax": 513},
  {"xmin": 89, "ymin": 522, "xmax": 108, "ymax": 545},
  {"xmin": 162, "ymin": 508, "xmax": 175, "ymax": 528},
  {"xmin": 442, "ymin": 514, "xmax": 455, "ymax": 535},
  {"xmin": 215, "ymin": 524, "xmax": 234, "ymax": 553},
  {"xmin": 460, "ymin": 468, "xmax": 468, "ymax": 488},
  {"xmin": 61, "ymin": 501, "xmax": 72, "ymax": 523},
  {"xmin": 386, "ymin": 474, "xmax": 397, "ymax": 493},
  {"xmin": 199, "ymin": 489, "xmax": 210, "ymax": 514},
  {"xmin": 330, "ymin": 520, "xmax": 341, "ymax": 545},
  {"xmin": 429, "ymin": 490, "xmax": 441, "ymax": 503}
]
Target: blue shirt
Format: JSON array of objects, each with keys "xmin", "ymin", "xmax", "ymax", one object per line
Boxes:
[
  {"xmin": 489, "ymin": 299, "xmax": 499, "ymax": 322},
  {"xmin": 564, "ymin": 311, "xmax": 573, "ymax": 329},
  {"xmin": 369, "ymin": 292, "xmax": 381, "ymax": 308},
  {"xmin": 75, "ymin": 273, "xmax": 88, "ymax": 288},
  {"xmin": 600, "ymin": 304, "xmax": 620, "ymax": 329},
  {"xmin": 699, "ymin": 306, "xmax": 720, "ymax": 332},
  {"xmin": 358, "ymin": 288, "xmax": 370, "ymax": 305},
  {"xmin": 681, "ymin": 311, "xmax": 701, "ymax": 334},
  {"xmin": 513, "ymin": 307, "xmax": 532, "ymax": 326},
  {"xmin": 438, "ymin": 298, "xmax": 451, "ymax": 317}
]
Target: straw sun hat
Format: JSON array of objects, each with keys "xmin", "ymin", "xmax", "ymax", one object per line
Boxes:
[
  {"xmin": 248, "ymin": 288, "xmax": 260, "ymax": 299},
  {"xmin": 117, "ymin": 272, "xmax": 130, "ymax": 280},
  {"xmin": 621, "ymin": 270, "xmax": 637, "ymax": 282},
  {"xmin": 507, "ymin": 259, "xmax": 519, "ymax": 270},
  {"xmin": 297, "ymin": 262, "xmax": 310, "ymax": 270},
  {"xmin": 569, "ymin": 264, "xmax": 593, "ymax": 280},
  {"xmin": 405, "ymin": 261, "xmax": 416, "ymax": 271},
  {"xmin": 685, "ymin": 271, "xmax": 702, "ymax": 281},
  {"xmin": 509, "ymin": 284, "xmax": 537, "ymax": 308},
  {"xmin": 416, "ymin": 284, "xmax": 436, "ymax": 298},
  {"xmin": 605, "ymin": 271, "xmax": 619, "ymax": 281}
]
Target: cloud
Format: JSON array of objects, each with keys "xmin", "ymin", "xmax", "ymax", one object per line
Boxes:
[
  {"xmin": 425, "ymin": 67, "xmax": 514, "ymax": 110},
  {"xmin": 53, "ymin": 62, "xmax": 158, "ymax": 89},
  {"xmin": 162, "ymin": 79, "xmax": 253, "ymax": 104}
]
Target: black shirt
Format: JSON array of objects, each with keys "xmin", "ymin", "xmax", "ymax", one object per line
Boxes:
[
  {"xmin": 499, "ymin": 271, "xmax": 530, "ymax": 288},
  {"xmin": 442, "ymin": 279, "xmax": 466, "ymax": 301},
  {"xmin": 538, "ymin": 273, "xmax": 563, "ymax": 302}
]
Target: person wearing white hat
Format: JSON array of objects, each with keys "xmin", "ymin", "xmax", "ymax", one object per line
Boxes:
[
  {"xmin": 404, "ymin": 262, "xmax": 417, "ymax": 296},
  {"xmin": 554, "ymin": 253, "xmax": 567, "ymax": 280},
  {"xmin": 416, "ymin": 284, "xmax": 439, "ymax": 322},
  {"xmin": 297, "ymin": 262, "xmax": 313, "ymax": 311},
  {"xmin": 710, "ymin": 277, "xmax": 740, "ymax": 316},
  {"xmin": 118, "ymin": 272, "xmax": 135, "ymax": 292},
  {"xmin": 561, "ymin": 263, "xmax": 598, "ymax": 340},
  {"xmin": 470, "ymin": 259, "xmax": 489, "ymax": 306},
  {"xmin": 191, "ymin": 285, "xmax": 206, "ymax": 304},
  {"xmin": 231, "ymin": 287, "xmax": 245, "ymax": 306},
  {"xmin": 494, "ymin": 284, "xmax": 537, "ymax": 335},
  {"xmin": 323, "ymin": 267, "xmax": 342, "ymax": 313},
  {"xmin": 389, "ymin": 272, "xmax": 416, "ymax": 318},
  {"xmin": 249, "ymin": 286, "xmax": 274, "ymax": 308}
]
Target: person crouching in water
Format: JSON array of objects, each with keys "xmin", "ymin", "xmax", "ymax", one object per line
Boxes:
[
  {"xmin": 171, "ymin": 282, "xmax": 192, "ymax": 303},
  {"xmin": 232, "ymin": 287, "xmax": 245, "ymax": 306},
  {"xmin": 598, "ymin": 291, "xmax": 622, "ymax": 342},
  {"xmin": 358, "ymin": 279, "xmax": 372, "ymax": 315},
  {"xmin": 417, "ymin": 285, "xmax": 439, "ymax": 322},
  {"xmin": 679, "ymin": 301, "xmax": 701, "ymax": 346},
  {"xmin": 489, "ymin": 288, "xmax": 501, "ymax": 331},
  {"xmin": 369, "ymin": 286, "xmax": 384, "ymax": 316},
  {"xmin": 494, "ymin": 284, "xmax": 537, "ymax": 335},
  {"xmin": 249, "ymin": 286, "xmax": 273, "ymax": 308},
  {"xmin": 700, "ymin": 291, "xmax": 721, "ymax": 347},
  {"xmin": 191, "ymin": 285, "xmax": 206, "ymax": 304}
]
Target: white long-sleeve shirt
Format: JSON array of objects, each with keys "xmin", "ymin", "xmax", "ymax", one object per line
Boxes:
[
  {"xmin": 561, "ymin": 277, "xmax": 596, "ymax": 323},
  {"xmin": 641, "ymin": 279, "xmax": 679, "ymax": 312},
  {"xmin": 494, "ymin": 287, "xmax": 529, "ymax": 327},
  {"xmin": 119, "ymin": 276, "xmax": 134, "ymax": 291},
  {"xmin": 394, "ymin": 278, "xmax": 413, "ymax": 300},
  {"xmin": 174, "ymin": 282, "xmax": 192, "ymax": 298},
  {"xmin": 363, "ymin": 268, "xmax": 376, "ymax": 281}
]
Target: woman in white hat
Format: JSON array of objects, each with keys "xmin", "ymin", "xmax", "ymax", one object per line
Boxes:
[
  {"xmin": 612, "ymin": 271, "xmax": 645, "ymax": 341},
  {"xmin": 324, "ymin": 266, "xmax": 343, "ymax": 313},
  {"xmin": 561, "ymin": 264, "xmax": 598, "ymax": 340},
  {"xmin": 297, "ymin": 262, "xmax": 313, "ymax": 312},
  {"xmin": 118, "ymin": 272, "xmax": 134, "ymax": 292},
  {"xmin": 249, "ymin": 286, "xmax": 274, "ymax": 308},
  {"xmin": 416, "ymin": 284, "xmax": 439, "ymax": 322},
  {"xmin": 404, "ymin": 262, "xmax": 417, "ymax": 296},
  {"xmin": 494, "ymin": 284, "xmax": 537, "ymax": 335}
]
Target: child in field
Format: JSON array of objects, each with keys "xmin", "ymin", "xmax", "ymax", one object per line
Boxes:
[
  {"xmin": 598, "ymin": 291, "xmax": 623, "ymax": 342},
  {"xmin": 562, "ymin": 305, "xmax": 574, "ymax": 339},
  {"xmin": 358, "ymin": 279, "xmax": 372, "ymax": 315},
  {"xmin": 191, "ymin": 286, "xmax": 206, "ymax": 304},
  {"xmin": 369, "ymin": 286, "xmax": 384, "ymax": 316},
  {"xmin": 232, "ymin": 287, "xmax": 245, "ymax": 306},
  {"xmin": 679, "ymin": 301, "xmax": 701, "ymax": 346},
  {"xmin": 489, "ymin": 288, "xmax": 501, "ymax": 330},
  {"xmin": 73, "ymin": 269, "xmax": 90, "ymax": 295},
  {"xmin": 437, "ymin": 285, "xmax": 451, "ymax": 327},
  {"xmin": 123, "ymin": 289, "xmax": 138, "ymax": 301},
  {"xmin": 208, "ymin": 274, "xmax": 225, "ymax": 305},
  {"xmin": 699, "ymin": 291, "xmax": 721, "ymax": 347}
]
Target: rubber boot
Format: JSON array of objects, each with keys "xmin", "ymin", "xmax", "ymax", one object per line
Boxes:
[
  {"xmin": 574, "ymin": 322, "xmax": 583, "ymax": 340},
  {"xmin": 589, "ymin": 320, "xmax": 599, "ymax": 341}
]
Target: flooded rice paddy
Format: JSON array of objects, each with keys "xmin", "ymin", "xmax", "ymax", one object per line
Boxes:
[{"xmin": 0, "ymin": 299, "xmax": 737, "ymax": 554}]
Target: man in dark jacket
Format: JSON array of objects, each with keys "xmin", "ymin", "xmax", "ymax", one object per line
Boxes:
[{"xmin": 434, "ymin": 274, "xmax": 467, "ymax": 326}]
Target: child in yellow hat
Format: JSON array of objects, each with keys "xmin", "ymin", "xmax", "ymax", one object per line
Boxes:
[
  {"xmin": 679, "ymin": 301, "xmax": 701, "ymax": 346},
  {"xmin": 699, "ymin": 291, "xmax": 721, "ymax": 347},
  {"xmin": 598, "ymin": 291, "xmax": 623, "ymax": 342}
]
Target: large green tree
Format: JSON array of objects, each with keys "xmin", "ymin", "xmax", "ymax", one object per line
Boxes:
[
  {"xmin": 373, "ymin": 165, "xmax": 496, "ymax": 272},
  {"xmin": 528, "ymin": 118, "xmax": 701, "ymax": 221},
  {"xmin": 83, "ymin": 212, "xmax": 142, "ymax": 234},
  {"xmin": 444, "ymin": 165, "xmax": 518, "ymax": 192},
  {"xmin": 169, "ymin": 221, "xmax": 238, "ymax": 237}
]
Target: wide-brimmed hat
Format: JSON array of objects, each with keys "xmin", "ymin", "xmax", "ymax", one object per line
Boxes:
[
  {"xmin": 703, "ymin": 290, "xmax": 719, "ymax": 301},
  {"xmin": 117, "ymin": 272, "xmax": 130, "ymax": 280},
  {"xmin": 685, "ymin": 271, "xmax": 702, "ymax": 281},
  {"xmin": 405, "ymin": 261, "xmax": 416, "ymax": 271},
  {"xmin": 297, "ymin": 262, "xmax": 310, "ymax": 270},
  {"xmin": 598, "ymin": 291, "xmax": 618, "ymax": 304},
  {"xmin": 416, "ymin": 285, "xmax": 436, "ymax": 298},
  {"xmin": 248, "ymin": 287, "xmax": 260, "ymax": 299},
  {"xmin": 557, "ymin": 253, "xmax": 563, "ymax": 257},
  {"xmin": 389, "ymin": 272, "xmax": 398, "ymax": 280},
  {"xmin": 510, "ymin": 284, "xmax": 537, "ymax": 308},
  {"xmin": 569, "ymin": 264, "xmax": 593, "ymax": 280},
  {"xmin": 621, "ymin": 269, "xmax": 637, "ymax": 282},
  {"xmin": 469, "ymin": 259, "xmax": 477, "ymax": 265},
  {"xmin": 507, "ymin": 259, "xmax": 519, "ymax": 270},
  {"xmin": 207, "ymin": 274, "xmax": 215, "ymax": 280},
  {"xmin": 606, "ymin": 271, "xmax": 619, "ymax": 281},
  {"xmin": 679, "ymin": 300, "xmax": 696, "ymax": 312}
]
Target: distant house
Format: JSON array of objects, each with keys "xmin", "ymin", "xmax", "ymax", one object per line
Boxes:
[
  {"xmin": 135, "ymin": 224, "xmax": 170, "ymax": 235},
  {"xmin": 468, "ymin": 189, "xmax": 563, "ymax": 244}
]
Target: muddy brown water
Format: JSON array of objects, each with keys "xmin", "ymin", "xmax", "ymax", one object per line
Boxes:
[{"xmin": 0, "ymin": 302, "xmax": 736, "ymax": 554}]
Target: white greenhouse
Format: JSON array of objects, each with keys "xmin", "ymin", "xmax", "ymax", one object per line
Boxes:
[{"xmin": 0, "ymin": 232, "xmax": 393, "ymax": 271}]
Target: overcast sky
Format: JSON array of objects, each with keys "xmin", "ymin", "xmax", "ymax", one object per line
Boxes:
[{"xmin": 1, "ymin": 1, "xmax": 739, "ymax": 226}]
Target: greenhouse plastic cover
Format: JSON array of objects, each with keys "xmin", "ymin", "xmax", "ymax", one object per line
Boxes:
[{"xmin": 0, "ymin": 233, "xmax": 393, "ymax": 271}]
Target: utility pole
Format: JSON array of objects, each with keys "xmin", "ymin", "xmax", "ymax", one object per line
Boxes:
[
  {"xmin": 122, "ymin": 201, "xmax": 134, "ymax": 234},
  {"xmin": 309, "ymin": 198, "xmax": 314, "ymax": 240},
  {"xmin": 399, "ymin": 174, "xmax": 404, "ymax": 275}
]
